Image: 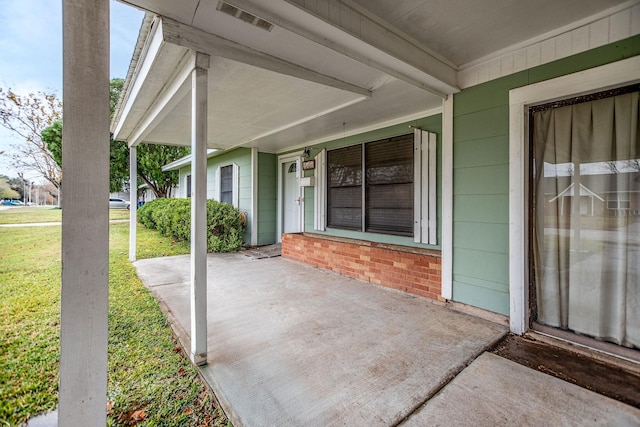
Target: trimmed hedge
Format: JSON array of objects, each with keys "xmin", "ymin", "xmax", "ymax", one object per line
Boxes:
[{"xmin": 138, "ymin": 198, "xmax": 245, "ymax": 252}]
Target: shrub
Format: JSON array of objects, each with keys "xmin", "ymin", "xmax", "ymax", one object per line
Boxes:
[
  {"xmin": 206, "ymin": 199, "xmax": 244, "ymax": 253},
  {"xmin": 137, "ymin": 198, "xmax": 245, "ymax": 252}
]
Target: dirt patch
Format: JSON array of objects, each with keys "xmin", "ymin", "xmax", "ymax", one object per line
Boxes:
[{"xmin": 491, "ymin": 334, "xmax": 640, "ymax": 409}]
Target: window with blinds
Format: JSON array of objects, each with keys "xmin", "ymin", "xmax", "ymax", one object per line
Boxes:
[
  {"xmin": 220, "ymin": 165, "xmax": 233, "ymax": 205},
  {"xmin": 327, "ymin": 134, "xmax": 414, "ymax": 236}
]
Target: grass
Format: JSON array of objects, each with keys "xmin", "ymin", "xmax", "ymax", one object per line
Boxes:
[
  {"xmin": 0, "ymin": 209, "xmax": 230, "ymax": 426},
  {"xmin": 0, "ymin": 207, "xmax": 131, "ymax": 224}
]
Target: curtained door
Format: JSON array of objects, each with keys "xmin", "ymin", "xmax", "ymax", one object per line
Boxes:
[{"xmin": 531, "ymin": 86, "xmax": 640, "ymax": 350}]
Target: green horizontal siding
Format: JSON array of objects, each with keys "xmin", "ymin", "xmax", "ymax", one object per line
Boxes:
[
  {"xmin": 453, "ymin": 222, "xmax": 508, "ymax": 254},
  {"xmin": 453, "ymin": 165, "xmax": 509, "ymax": 195},
  {"xmin": 257, "ymin": 152, "xmax": 277, "ymax": 245},
  {"xmin": 453, "ymin": 281, "xmax": 510, "ymax": 316},
  {"xmin": 454, "ymin": 136, "xmax": 509, "ymax": 168},
  {"xmin": 453, "ymin": 195, "xmax": 509, "ymax": 223}
]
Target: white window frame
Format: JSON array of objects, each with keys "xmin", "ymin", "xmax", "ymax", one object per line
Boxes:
[
  {"xmin": 214, "ymin": 163, "xmax": 239, "ymax": 207},
  {"xmin": 508, "ymin": 56, "xmax": 640, "ymax": 335}
]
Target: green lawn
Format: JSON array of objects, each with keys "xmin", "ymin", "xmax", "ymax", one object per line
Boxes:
[
  {"xmin": 0, "ymin": 211, "xmax": 230, "ymax": 426},
  {"xmin": 0, "ymin": 207, "xmax": 130, "ymax": 224}
]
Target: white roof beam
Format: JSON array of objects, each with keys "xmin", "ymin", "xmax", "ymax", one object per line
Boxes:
[{"xmin": 161, "ymin": 17, "xmax": 372, "ymax": 98}]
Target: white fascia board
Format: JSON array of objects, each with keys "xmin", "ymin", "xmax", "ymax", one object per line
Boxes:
[
  {"xmin": 113, "ymin": 16, "xmax": 164, "ymax": 140},
  {"xmin": 127, "ymin": 48, "xmax": 194, "ymax": 147},
  {"xmin": 241, "ymin": 0, "xmax": 458, "ymax": 96},
  {"xmin": 162, "ymin": 149, "xmax": 218, "ymax": 172},
  {"xmin": 161, "ymin": 17, "xmax": 372, "ymax": 98}
]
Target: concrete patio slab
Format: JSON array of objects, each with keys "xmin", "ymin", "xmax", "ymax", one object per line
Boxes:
[
  {"xmin": 135, "ymin": 253, "xmax": 508, "ymax": 426},
  {"xmin": 402, "ymin": 352, "xmax": 640, "ymax": 426}
]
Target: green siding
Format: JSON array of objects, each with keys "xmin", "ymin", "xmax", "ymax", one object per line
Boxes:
[
  {"xmin": 301, "ymin": 114, "xmax": 443, "ymax": 249},
  {"xmin": 453, "ymin": 281, "xmax": 510, "ymax": 316},
  {"xmin": 257, "ymin": 152, "xmax": 277, "ymax": 245},
  {"xmin": 453, "ymin": 222, "xmax": 508, "ymax": 254},
  {"xmin": 454, "ymin": 165, "xmax": 509, "ymax": 195},
  {"xmin": 453, "ymin": 195, "xmax": 509, "ymax": 224},
  {"xmin": 452, "ymin": 35, "xmax": 640, "ymax": 315}
]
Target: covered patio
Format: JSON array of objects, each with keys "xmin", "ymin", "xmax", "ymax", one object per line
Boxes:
[
  {"xmin": 59, "ymin": 0, "xmax": 640, "ymax": 423},
  {"xmin": 133, "ymin": 253, "xmax": 640, "ymax": 426}
]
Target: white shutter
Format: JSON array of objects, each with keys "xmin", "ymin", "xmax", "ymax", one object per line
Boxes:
[
  {"xmin": 314, "ymin": 149, "xmax": 326, "ymax": 231},
  {"xmin": 427, "ymin": 132, "xmax": 437, "ymax": 245},
  {"xmin": 414, "ymin": 129, "xmax": 437, "ymax": 245},
  {"xmin": 232, "ymin": 163, "xmax": 239, "ymax": 208},
  {"xmin": 213, "ymin": 167, "xmax": 220, "ymax": 201}
]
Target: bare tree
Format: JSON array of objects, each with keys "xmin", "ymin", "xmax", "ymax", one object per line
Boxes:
[{"xmin": 0, "ymin": 88, "xmax": 62, "ymax": 191}]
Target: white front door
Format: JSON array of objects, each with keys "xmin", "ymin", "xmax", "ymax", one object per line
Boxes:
[{"xmin": 282, "ymin": 159, "xmax": 302, "ymax": 234}]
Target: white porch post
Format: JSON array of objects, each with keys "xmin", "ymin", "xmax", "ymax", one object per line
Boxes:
[
  {"xmin": 190, "ymin": 52, "xmax": 210, "ymax": 366},
  {"xmin": 251, "ymin": 147, "xmax": 259, "ymax": 246},
  {"xmin": 129, "ymin": 145, "xmax": 137, "ymax": 261},
  {"xmin": 59, "ymin": 0, "xmax": 110, "ymax": 424},
  {"xmin": 441, "ymin": 95, "xmax": 454, "ymax": 300}
]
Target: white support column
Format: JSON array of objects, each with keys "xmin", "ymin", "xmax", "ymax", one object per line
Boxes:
[
  {"xmin": 441, "ymin": 95, "xmax": 454, "ymax": 301},
  {"xmin": 190, "ymin": 52, "xmax": 210, "ymax": 366},
  {"xmin": 129, "ymin": 145, "xmax": 137, "ymax": 261},
  {"xmin": 251, "ymin": 147, "xmax": 258, "ymax": 246},
  {"xmin": 59, "ymin": 0, "xmax": 110, "ymax": 425}
]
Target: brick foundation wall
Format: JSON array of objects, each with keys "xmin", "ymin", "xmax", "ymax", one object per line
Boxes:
[{"xmin": 282, "ymin": 233, "xmax": 442, "ymax": 301}]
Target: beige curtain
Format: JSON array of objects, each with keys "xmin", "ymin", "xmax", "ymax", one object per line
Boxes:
[{"xmin": 532, "ymin": 90, "xmax": 640, "ymax": 349}]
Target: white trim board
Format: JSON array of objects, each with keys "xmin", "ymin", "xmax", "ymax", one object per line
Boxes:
[
  {"xmin": 508, "ymin": 55, "xmax": 640, "ymax": 335},
  {"xmin": 441, "ymin": 95, "xmax": 454, "ymax": 301}
]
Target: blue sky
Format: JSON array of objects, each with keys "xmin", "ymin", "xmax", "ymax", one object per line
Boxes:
[{"xmin": 0, "ymin": 0, "xmax": 145, "ymax": 180}]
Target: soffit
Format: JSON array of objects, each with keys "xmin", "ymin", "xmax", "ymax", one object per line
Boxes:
[
  {"xmin": 348, "ymin": 0, "xmax": 630, "ymax": 66},
  {"xmin": 115, "ymin": 0, "xmax": 633, "ymax": 152}
]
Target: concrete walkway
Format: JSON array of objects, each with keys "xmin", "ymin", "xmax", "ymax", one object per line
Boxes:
[{"xmin": 134, "ymin": 253, "xmax": 640, "ymax": 427}]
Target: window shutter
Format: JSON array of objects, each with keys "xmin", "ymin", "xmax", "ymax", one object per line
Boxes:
[
  {"xmin": 314, "ymin": 149, "xmax": 326, "ymax": 231},
  {"xmin": 414, "ymin": 129, "xmax": 437, "ymax": 244},
  {"xmin": 232, "ymin": 163, "xmax": 239, "ymax": 208},
  {"xmin": 213, "ymin": 167, "xmax": 220, "ymax": 201}
]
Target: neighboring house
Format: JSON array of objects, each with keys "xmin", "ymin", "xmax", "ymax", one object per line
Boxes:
[{"xmin": 110, "ymin": 1, "xmax": 640, "ymax": 361}]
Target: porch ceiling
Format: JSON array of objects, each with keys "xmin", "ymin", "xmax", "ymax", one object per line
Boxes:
[{"xmin": 113, "ymin": 0, "xmax": 633, "ymax": 152}]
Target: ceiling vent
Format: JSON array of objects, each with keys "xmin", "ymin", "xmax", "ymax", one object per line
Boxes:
[{"xmin": 217, "ymin": 1, "xmax": 274, "ymax": 32}]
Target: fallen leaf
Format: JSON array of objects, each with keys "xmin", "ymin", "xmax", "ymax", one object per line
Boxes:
[
  {"xmin": 173, "ymin": 345, "xmax": 182, "ymax": 353},
  {"xmin": 106, "ymin": 401, "xmax": 114, "ymax": 415},
  {"xmin": 177, "ymin": 367, "xmax": 187, "ymax": 376},
  {"xmin": 183, "ymin": 408, "xmax": 193, "ymax": 415},
  {"xmin": 132, "ymin": 409, "xmax": 146, "ymax": 421}
]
